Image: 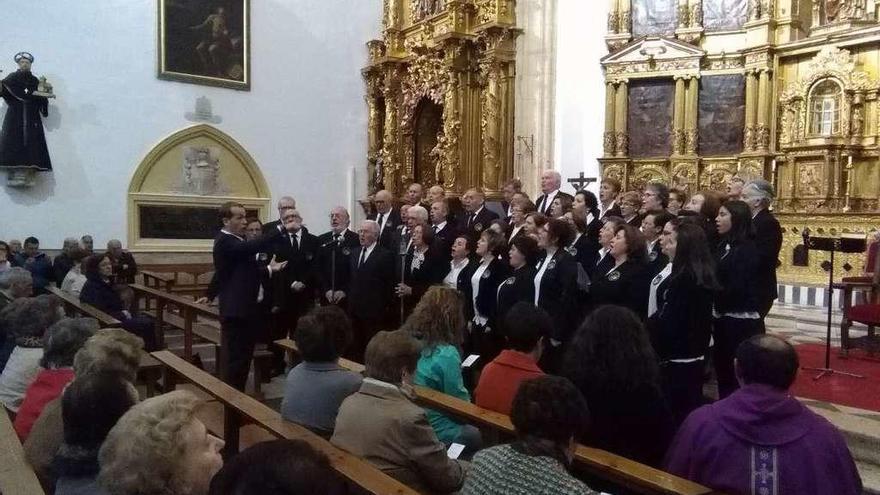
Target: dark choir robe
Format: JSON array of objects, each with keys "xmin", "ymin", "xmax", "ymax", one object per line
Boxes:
[
  {"xmin": 590, "ymin": 249, "xmax": 614, "ymax": 285},
  {"xmin": 346, "ymin": 244, "xmax": 395, "ymax": 361},
  {"xmin": 457, "ymin": 206, "xmax": 499, "ymax": 240},
  {"xmin": 432, "ymin": 222, "xmax": 457, "ymax": 261},
  {"xmin": 589, "ymin": 259, "xmax": 651, "ymax": 319},
  {"xmin": 568, "ymin": 234, "xmax": 599, "ymax": 324},
  {"xmin": 399, "ymin": 246, "xmax": 447, "ymax": 315},
  {"xmin": 53, "ymin": 253, "xmax": 73, "ymax": 288},
  {"xmin": 600, "ymin": 201, "xmax": 621, "ymax": 219},
  {"xmin": 315, "ymin": 229, "xmax": 360, "ymax": 304},
  {"xmin": 447, "ymin": 257, "xmax": 479, "ymax": 321},
  {"xmin": 585, "ymin": 212, "xmax": 603, "ymax": 245},
  {"xmin": 624, "ymin": 214, "xmax": 643, "ymax": 228},
  {"xmin": 368, "ymin": 209, "xmax": 403, "ymax": 250},
  {"xmin": 507, "ymin": 224, "xmax": 527, "ymax": 246},
  {"xmin": 462, "ymin": 258, "xmax": 509, "ymax": 362},
  {"xmin": 645, "ymin": 240, "xmax": 668, "ymax": 278},
  {"xmin": 534, "ymin": 250, "xmax": 579, "ymax": 344},
  {"xmin": 0, "ymin": 70, "xmax": 51, "ymax": 171},
  {"xmin": 751, "ymin": 208, "xmax": 783, "ymax": 317},
  {"xmin": 495, "ymin": 265, "xmax": 536, "ymax": 327}
]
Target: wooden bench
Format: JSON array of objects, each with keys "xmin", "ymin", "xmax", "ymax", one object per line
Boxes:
[
  {"xmin": 273, "ymin": 338, "xmax": 716, "ymax": 495},
  {"xmin": 0, "ymin": 404, "xmax": 45, "ymax": 494},
  {"xmin": 150, "ymin": 350, "xmax": 420, "ymax": 495},
  {"xmin": 46, "ymin": 286, "xmax": 122, "ymax": 328},
  {"xmin": 140, "ymin": 263, "xmax": 215, "ymax": 297}
]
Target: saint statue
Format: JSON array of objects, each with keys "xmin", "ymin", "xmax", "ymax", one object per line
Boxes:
[{"xmin": 0, "ymin": 52, "xmax": 54, "ymax": 187}]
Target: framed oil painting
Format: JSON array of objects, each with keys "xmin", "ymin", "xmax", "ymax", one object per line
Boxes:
[{"xmin": 158, "ymin": 0, "xmax": 250, "ymax": 90}]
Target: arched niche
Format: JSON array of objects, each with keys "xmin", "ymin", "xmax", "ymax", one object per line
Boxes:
[{"xmin": 127, "ymin": 125, "xmax": 271, "ymax": 252}]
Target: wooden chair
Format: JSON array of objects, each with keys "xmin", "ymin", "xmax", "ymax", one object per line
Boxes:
[{"xmin": 838, "ymin": 239, "xmax": 880, "ymax": 355}]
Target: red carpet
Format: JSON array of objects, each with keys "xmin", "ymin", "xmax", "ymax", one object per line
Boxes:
[{"xmin": 790, "ymin": 343, "xmax": 880, "ymax": 412}]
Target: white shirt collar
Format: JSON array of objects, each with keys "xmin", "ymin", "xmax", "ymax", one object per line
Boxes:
[
  {"xmin": 360, "ymin": 242, "xmax": 377, "ymax": 261},
  {"xmin": 434, "ymin": 221, "xmax": 447, "ymax": 231},
  {"xmin": 220, "ymin": 229, "xmax": 244, "ymax": 241}
]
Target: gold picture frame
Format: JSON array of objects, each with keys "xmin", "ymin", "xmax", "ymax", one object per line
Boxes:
[{"xmin": 158, "ymin": 0, "xmax": 250, "ymax": 91}]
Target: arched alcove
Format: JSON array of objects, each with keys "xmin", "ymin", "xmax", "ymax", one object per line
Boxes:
[{"xmin": 127, "ymin": 125, "xmax": 271, "ymax": 252}]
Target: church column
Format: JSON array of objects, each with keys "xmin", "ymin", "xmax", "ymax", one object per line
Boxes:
[
  {"xmin": 615, "ymin": 79, "xmax": 629, "ymax": 157},
  {"xmin": 689, "ymin": 0, "xmax": 703, "ymax": 29},
  {"xmin": 619, "ymin": 0, "xmax": 631, "ymax": 34},
  {"xmin": 605, "ymin": 81, "xmax": 617, "ymax": 157},
  {"xmin": 684, "ymin": 76, "xmax": 699, "ymax": 155},
  {"xmin": 756, "ymin": 69, "xmax": 772, "ymax": 151},
  {"xmin": 608, "ymin": 0, "xmax": 619, "ymax": 33},
  {"xmin": 744, "ymin": 70, "xmax": 757, "ymax": 151},
  {"xmin": 673, "ymin": 76, "xmax": 687, "ymax": 155}
]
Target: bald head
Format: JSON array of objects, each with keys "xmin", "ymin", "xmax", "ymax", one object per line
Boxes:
[
  {"xmin": 735, "ymin": 335, "xmax": 799, "ymax": 390},
  {"xmin": 541, "ymin": 170, "xmax": 562, "ymax": 194},
  {"xmin": 427, "ymin": 185, "xmax": 445, "ymax": 205},
  {"xmin": 462, "ymin": 188, "xmax": 485, "ymax": 213},
  {"xmin": 374, "ymin": 190, "xmax": 394, "ymax": 214}
]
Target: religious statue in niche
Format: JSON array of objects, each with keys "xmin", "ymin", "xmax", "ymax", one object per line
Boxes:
[
  {"xmin": 799, "ymin": 163, "xmax": 823, "ymax": 196},
  {"xmin": 179, "ymin": 146, "xmax": 228, "ymax": 196},
  {"xmin": 0, "ymin": 52, "xmax": 55, "ymax": 188},
  {"xmin": 412, "ymin": 0, "xmax": 445, "ymax": 22}
]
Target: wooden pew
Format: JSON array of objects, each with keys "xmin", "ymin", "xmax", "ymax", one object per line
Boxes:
[
  {"xmin": 46, "ymin": 286, "xmax": 122, "ymax": 328},
  {"xmin": 0, "ymin": 405, "xmax": 45, "ymax": 494},
  {"xmin": 273, "ymin": 338, "xmax": 716, "ymax": 495},
  {"xmin": 139, "ymin": 263, "xmax": 214, "ymax": 297},
  {"xmin": 150, "ymin": 350, "xmax": 420, "ymax": 495}
]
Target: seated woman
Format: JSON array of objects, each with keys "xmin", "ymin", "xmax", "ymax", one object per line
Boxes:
[
  {"xmin": 281, "ymin": 306, "xmax": 362, "ymax": 437},
  {"xmin": 463, "ymin": 375, "xmax": 598, "ymax": 495},
  {"xmin": 401, "ymin": 286, "xmax": 483, "ymax": 454},
  {"xmin": 562, "ymin": 305, "xmax": 673, "ymax": 467},
  {"xmin": 54, "ymin": 371, "xmax": 138, "ymax": 495},
  {"xmin": 475, "ymin": 303, "xmax": 548, "ymax": 415},
  {"xmin": 209, "ymin": 439, "xmax": 345, "ymax": 495},
  {"xmin": 14, "ymin": 318, "xmax": 98, "ymax": 440},
  {"xmin": 99, "ymin": 390, "xmax": 225, "ymax": 495},
  {"xmin": 60, "ymin": 247, "xmax": 89, "ymax": 298},
  {"xmin": 80, "ymin": 253, "xmax": 157, "ymax": 350},
  {"xmin": 332, "ymin": 330, "xmax": 466, "ymax": 494},
  {"xmin": 0, "ymin": 295, "xmax": 64, "ymax": 412},
  {"xmin": 0, "ymin": 267, "xmax": 34, "ymax": 370}
]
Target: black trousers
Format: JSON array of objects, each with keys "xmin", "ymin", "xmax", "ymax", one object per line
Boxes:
[
  {"xmin": 661, "ymin": 360, "xmax": 706, "ymax": 427},
  {"xmin": 220, "ymin": 317, "xmax": 258, "ymax": 391},
  {"xmin": 713, "ymin": 316, "xmax": 765, "ymax": 399}
]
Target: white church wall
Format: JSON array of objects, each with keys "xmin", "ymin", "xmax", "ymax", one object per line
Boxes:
[
  {"xmin": 0, "ymin": 0, "xmax": 380, "ymax": 249},
  {"xmin": 554, "ymin": 0, "xmax": 608, "ymax": 196}
]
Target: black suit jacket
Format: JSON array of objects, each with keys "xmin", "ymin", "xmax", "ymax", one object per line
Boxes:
[
  {"xmin": 457, "ymin": 207, "xmax": 499, "ymax": 240},
  {"xmin": 535, "ymin": 191, "xmax": 574, "ymax": 216},
  {"xmin": 535, "ymin": 250, "xmax": 579, "ymax": 341},
  {"xmin": 368, "ymin": 209, "xmax": 403, "ymax": 251},
  {"xmin": 316, "ymin": 229, "xmax": 361, "ymax": 295},
  {"xmin": 600, "ymin": 202, "xmax": 622, "ymax": 219},
  {"xmin": 645, "ymin": 241, "xmax": 669, "ymax": 278},
  {"xmin": 210, "ymin": 228, "xmax": 282, "ymax": 319},
  {"xmin": 110, "ymin": 251, "xmax": 138, "ymax": 285},
  {"xmin": 496, "ymin": 265, "xmax": 536, "ymax": 327},
  {"xmin": 586, "ymin": 214, "xmax": 603, "ymax": 245},
  {"xmin": 401, "ymin": 246, "xmax": 447, "ymax": 310},
  {"xmin": 751, "ymin": 209, "xmax": 782, "ymax": 310},
  {"xmin": 460, "ymin": 258, "xmax": 509, "ymax": 325},
  {"xmin": 715, "ymin": 239, "xmax": 762, "ymax": 314},
  {"xmin": 432, "ymin": 222, "xmax": 458, "ymax": 256},
  {"xmin": 647, "ymin": 270, "xmax": 714, "ymax": 361},
  {"xmin": 347, "ymin": 245, "xmax": 395, "ymax": 322},
  {"xmin": 590, "ymin": 259, "xmax": 651, "ymax": 319},
  {"xmin": 271, "ymin": 230, "xmax": 319, "ymax": 311}
]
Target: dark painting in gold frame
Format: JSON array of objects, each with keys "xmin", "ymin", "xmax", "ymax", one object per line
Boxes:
[{"xmin": 158, "ymin": 0, "xmax": 250, "ymax": 91}]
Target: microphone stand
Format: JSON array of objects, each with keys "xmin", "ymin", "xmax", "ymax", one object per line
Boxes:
[
  {"xmin": 330, "ymin": 235, "xmax": 337, "ymax": 303},
  {"xmin": 399, "ymin": 228, "xmax": 410, "ymax": 326}
]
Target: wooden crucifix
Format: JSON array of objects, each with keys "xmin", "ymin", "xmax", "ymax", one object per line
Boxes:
[{"xmin": 567, "ymin": 172, "xmax": 597, "ymax": 192}]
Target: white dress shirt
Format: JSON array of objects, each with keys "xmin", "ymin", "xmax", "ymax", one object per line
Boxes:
[
  {"xmin": 533, "ymin": 250, "xmax": 556, "ymax": 304},
  {"xmin": 539, "ymin": 189, "xmax": 560, "ymax": 214},
  {"xmin": 648, "ymin": 263, "xmax": 672, "ymax": 318},
  {"xmin": 444, "ymin": 257, "xmax": 470, "ymax": 289}
]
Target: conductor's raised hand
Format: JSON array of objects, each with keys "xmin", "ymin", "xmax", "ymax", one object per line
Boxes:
[{"xmin": 269, "ymin": 255, "xmax": 288, "ymax": 273}]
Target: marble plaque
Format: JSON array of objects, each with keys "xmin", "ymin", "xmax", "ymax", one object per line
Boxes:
[
  {"xmin": 140, "ymin": 205, "xmax": 259, "ymax": 239},
  {"xmin": 698, "ymin": 75, "xmax": 745, "ymax": 156},
  {"xmin": 632, "ymin": 0, "xmax": 677, "ymax": 37},
  {"xmin": 703, "ymin": 0, "xmax": 748, "ymax": 31},
  {"xmin": 628, "ymin": 79, "xmax": 675, "ymax": 158}
]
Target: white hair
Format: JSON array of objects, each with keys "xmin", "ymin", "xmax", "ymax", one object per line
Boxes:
[
  {"xmin": 408, "ymin": 205, "xmax": 428, "ymax": 221},
  {"xmin": 744, "ymin": 179, "xmax": 775, "ymax": 206}
]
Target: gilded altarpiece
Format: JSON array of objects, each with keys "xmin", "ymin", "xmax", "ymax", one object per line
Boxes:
[
  {"xmin": 601, "ymin": 0, "xmax": 880, "ymax": 285},
  {"xmin": 363, "ymin": 0, "xmax": 518, "ymax": 198}
]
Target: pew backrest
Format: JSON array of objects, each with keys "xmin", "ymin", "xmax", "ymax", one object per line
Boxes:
[
  {"xmin": 0, "ymin": 405, "xmax": 45, "ymax": 494},
  {"xmin": 46, "ymin": 286, "xmax": 122, "ymax": 328}
]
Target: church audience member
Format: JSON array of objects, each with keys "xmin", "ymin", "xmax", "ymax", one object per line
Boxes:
[
  {"xmin": 345, "ymin": 220, "xmax": 394, "ymax": 362},
  {"xmin": 0, "ymin": 295, "xmax": 63, "ymax": 412},
  {"xmin": 549, "ymin": 194, "xmax": 573, "ymax": 218},
  {"xmin": 281, "ymin": 306, "xmax": 362, "ymax": 437},
  {"xmin": 496, "ymin": 236, "xmax": 539, "ymax": 321},
  {"xmin": 99, "ymin": 390, "xmax": 224, "ymax": 495},
  {"xmin": 25, "ymin": 328, "xmax": 144, "ymax": 489},
  {"xmin": 397, "ymin": 223, "xmax": 446, "ymax": 315},
  {"xmin": 590, "ymin": 224, "xmax": 650, "ymax": 318},
  {"xmin": 507, "ymin": 200, "xmax": 535, "ymax": 245},
  {"xmin": 535, "ymin": 170, "xmax": 573, "ymax": 216},
  {"xmin": 465, "ymin": 230, "xmax": 509, "ymax": 361},
  {"xmin": 80, "ymin": 235, "xmax": 94, "ymax": 256},
  {"xmin": 641, "ymin": 210, "xmax": 674, "ymax": 276},
  {"xmin": 726, "ymin": 175, "xmax": 746, "ymax": 201},
  {"xmin": 667, "ymin": 188, "xmax": 686, "ymax": 215},
  {"xmin": 443, "ymin": 234, "xmax": 476, "ymax": 291},
  {"xmin": 649, "ymin": 220, "xmax": 719, "ymax": 425},
  {"xmin": 563, "ymin": 305, "xmax": 673, "ymax": 467},
  {"xmin": 475, "ymin": 302, "xmax": 547, "ymax": 415},
  {"xmin": 742, "ymin": 179, "xmax": 783, "ymax": 317},
  {"xmin": 522, "ymin": 211, "xmax": 548, "ymax": 240},
  {"xmin": 619, "ymin": 191, "xmax": 643, "ymax": 227},
  {"xmin": 106, "ymin": 239, "xmax": 138, "ymax": 284},
  {"xmin": 208, "ymin": 439, "xmax": 345, "ymax": 495},
  {"xmin": 15, "ymin": 318, "xmax": 98, "ymax": 440},
  {"xmin": 0, "ymin": 266, "xmax": 32, "ymax": 312},
  {"xmin": 80, "ymin": 253, "xmax": 158, "ymax": 351},
  {"xmin": 0, "ymin": 241, "xmax": 11, "ymax": 275},
  {"xmin": 402, "ymin": 287, "xmax": 483, "ymax": 453},
  {"xmin": 15, "ymin": 236, "xmax": 53, "ymax": 294},
  {"xmin": 463, "ymin": 375, "xmax": 597, "ymax": 495},
  {"xmin": 332, "ymin": 330, "xmax": 467, "ymax": 494},
  {"xmin": 262, "ymin": 195, "xmax": 297, "ymax": 234},
  {"xmin": 665, "ymin": 335, "xmax": 862, "ymax": 495},
  {"xmin": 642, "ymin": 182, "xmax": 669, "ymax": 214},
  {"xmin": 54, "ymin": 371, "xmax": 137, "ymax": 495},
  {"xmin": 369, "ymin": 189, "xmax": 402, "ymax": 250},
  {"xmin": 53, "ymin": 237, "xmax": 80, "ymax": 287},
  {"xmin": 534, "ymin": 218, "xmax": 578, "ymax": 372},
  {"xmin": 316, "ymin": 206, "xmax": 360, "ymax": 306},
  {"xmin": 599, "ymin": 177, "xmax": 622, "ymax": 218},
  {"xmin": 60, "ymin": 247, "xmax": 88, "ymax": 298},
  {"xmin": 459, "ymin": 188, "xmax": 500, "ymax": 238},
  {"xmin": 714, "ymin": 201, "xmax": 765, "ymax": 399},
  {"xmin": 8, "ymin": 239, "xmax": 23, "ymax": 258},
  {"xmin": 573, "ymin": 189, "xmax": 602, "ymax": 242}
]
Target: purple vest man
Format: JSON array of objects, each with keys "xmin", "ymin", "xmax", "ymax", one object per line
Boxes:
[{"xmin": 664, "ymin": 335, "xmax": 862, "ymax": 495}]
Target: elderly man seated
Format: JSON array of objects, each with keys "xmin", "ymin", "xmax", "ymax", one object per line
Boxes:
[
  {"xmin": 106, "ymin": 239, "xmax": 138, "ymax": 284},
  {"xmin": 664, "ymin": 335, "xmax": 862, "ymax": 495}
]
